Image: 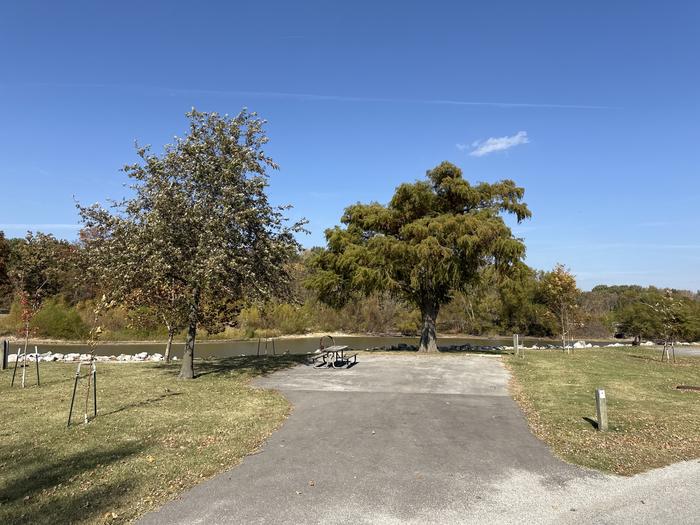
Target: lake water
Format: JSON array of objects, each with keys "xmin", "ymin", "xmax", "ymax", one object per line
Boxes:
[{"xmin": 11, "ymin": 335, "xmax": 620, "ymax": 358}]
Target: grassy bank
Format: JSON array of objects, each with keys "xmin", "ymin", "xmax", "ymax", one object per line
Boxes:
[
  {"xmin": 0, "ymin": 356, "xmax": 305, "ymax": 524},
  {"xmin": 507, "ymin": 347, "xmax": 700, "ymax": 475}
]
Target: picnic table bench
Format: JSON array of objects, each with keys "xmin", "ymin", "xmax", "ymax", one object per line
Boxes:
[{"xmin": 310, "ymin": 344, "xmax": 357, "ymax": 368}]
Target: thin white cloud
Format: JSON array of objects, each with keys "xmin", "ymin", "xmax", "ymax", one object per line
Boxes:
[
  {"xmin": 7, "ymin": 83, "xmax": 617, "ymax": 110},
  {"xmin": 469, "ymin": 131, "xmax": 530, "ymax": 157},
  {"xmin": 0, "ymin": 224, "xmax": 81, "ymax": 230},
  {"xmin": 455, "ymin": 143, "xmax": 468, "ymax": 151}
]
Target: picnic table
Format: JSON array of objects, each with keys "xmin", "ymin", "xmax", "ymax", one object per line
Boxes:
[{"xmin": 311, "ymin": 345, "xmax": 357, "ymax": 368}]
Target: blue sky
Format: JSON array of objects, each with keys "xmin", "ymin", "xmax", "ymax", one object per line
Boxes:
[{"xmin": 1, "ymin": 1, "xmax": 698, "ymax": 290}]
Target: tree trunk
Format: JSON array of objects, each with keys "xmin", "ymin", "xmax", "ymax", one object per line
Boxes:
[
  {"xmin": 164, "ymin": 325, "xmax": 174, "ymax": 363},
  {"xmin": 178, "ymin": 291, "xmax": 200, "ymax": 379},
  {"xmin": 418, "ymin": 303, "xmax": 439, "ymax": 353}
]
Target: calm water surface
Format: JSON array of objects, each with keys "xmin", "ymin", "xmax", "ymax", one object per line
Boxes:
[{"xmin": 16, "ymin": 335, "xmax": 620, "ymax": 358}]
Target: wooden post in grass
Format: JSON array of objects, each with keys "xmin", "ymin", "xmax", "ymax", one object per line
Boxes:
[
  {"xmin": 513, "ymin": 334, "xmax": 523, "ymax": 358},
  {"xmin": 1, "ymin": 339, "xmax": 7, "ymax": 370},
  {"xmin": 595, "ymin": 389, "xmax": 608, "ymax": 431}
]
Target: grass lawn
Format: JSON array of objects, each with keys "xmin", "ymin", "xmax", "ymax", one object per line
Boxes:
[
  {"xmin": 506, "ymin": 347, "xmax": 700, "ymax": 475},
  {"xmin": 0, "ymin": 355, "xmax": 305, "ymax": 524}
]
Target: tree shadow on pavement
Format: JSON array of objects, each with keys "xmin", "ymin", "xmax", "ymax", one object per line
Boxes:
[{"xmin": 153, "ymin": 354, "xmax": 309, "ymax": 379}]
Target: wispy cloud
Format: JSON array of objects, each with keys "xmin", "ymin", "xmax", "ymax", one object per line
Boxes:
[
  {"xmin": 6, "ymin": 83, "xmax": 617, "ymax": 110},
  {"xmin": 0, "ymin": 224, "xmax": 81, "ymax": 230},
  {"xmin": 468, "ymin": 131, "xmax": 530, "ymax": 157}
]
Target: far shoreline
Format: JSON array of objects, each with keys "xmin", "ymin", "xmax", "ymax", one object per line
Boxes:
[{"xmin": 1, "ymin": 331, "xmax": 642, "ymax": 347}]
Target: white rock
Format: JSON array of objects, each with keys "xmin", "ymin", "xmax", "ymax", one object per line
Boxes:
[
  {"xmin": 573, "ymin": 340, "xmax": 586, "ymax": 349},
  {"xmin": 64, "ymin": 353, "xmax": 80, "ymax": 361},
  {"xmin": 8, "ymin": 353, "xmax": 18, "ymax": 362},
  {"xmin": 586, "ymin": 343, "xmax": 593, "ymax": 348},
  {"xmin": 149, "ymin": 353, "xmax": 164, "ymax": 361},
  {"xmin": 172, "ymin": 356, "xmax": 178, "ymax": 361},
  {"xmin": 117, "ymin": 354, "xmax": 132, "ymax": 361},
  {"xmin": 606, "ymin": 343, "xmax": 624, "ymax": 347},
  {"xmin": 96, "ymin": 355, "xmax": 111, "ymax": 362},
  {"xmin": 641, "ymin": 341, "xmax": 654, "ymax": 346},
  {"xmin": 134, "ymin": 352, "xmax": 148, "ymax": 361},
  {"xmin": 53, "ymin": 353, "xmax": 64, "ymax": 361}
]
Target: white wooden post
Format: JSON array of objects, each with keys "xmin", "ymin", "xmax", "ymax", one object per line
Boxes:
[
  {"xmin": 595, "ymin": 389, "xmax": 608, "ymax": 431},
  {"xmin": 513, "ymin": 334, "xmax": 522, "ymax": 358}
]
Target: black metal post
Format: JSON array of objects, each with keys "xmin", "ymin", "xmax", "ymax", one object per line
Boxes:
[
  {"xmin": 35, "ymin": 352, "xmax": 40, "ymax": 387},
  {"xmin": 1, "ymin": 339, "xmax": 7, "ymax": 370},
  {"xmin": 67, "ymin": 365, "xmax": 81, "ymax": 427},
  {"xmin": 10, "ymin": 349, "xmax": 19, "ymax": 386},
  {"xmin": 93, "ymin": 364, "xmax": 97, "ymax": 418}
]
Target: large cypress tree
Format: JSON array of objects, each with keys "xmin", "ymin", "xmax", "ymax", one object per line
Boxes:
[{"xmin": 307, "ymin": 161, "xmax": 530, "ymax": 352}]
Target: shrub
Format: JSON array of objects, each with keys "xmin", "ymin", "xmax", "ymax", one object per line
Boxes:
[{"xmin": 30, "ymin": 298, "xmax": 89, "ymax": 339}]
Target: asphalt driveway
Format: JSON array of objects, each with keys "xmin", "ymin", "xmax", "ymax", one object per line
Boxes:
[{"xmin": 140, "ymin": 354, "xmax": 699, "ymax": 524}]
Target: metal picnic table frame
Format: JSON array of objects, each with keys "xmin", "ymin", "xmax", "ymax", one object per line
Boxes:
[{"xmin": 311, "ymin": 336, "xmax": 357, "ymax": 368}]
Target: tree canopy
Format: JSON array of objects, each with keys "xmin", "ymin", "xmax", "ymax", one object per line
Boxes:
[
  {"xmin": 80, "ymin": 109, "xmax": 304, "ymax": 378},
  {"xmin": 307, "ymin": 161, "xmax": 531, "ymax": 351},
  {"xmin": 539, "ymin": 263, "xmax": 581, "ymax": 352}
]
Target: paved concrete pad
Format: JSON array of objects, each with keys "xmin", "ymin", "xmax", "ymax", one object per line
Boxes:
[{"xmin": 140, "ymin": 354, "xmax": 700, "ymax": 524}]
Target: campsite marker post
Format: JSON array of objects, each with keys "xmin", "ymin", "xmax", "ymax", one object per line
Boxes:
[{"xmin": 595, "ymin": 389, "xmax": 608, "ymax": 431}]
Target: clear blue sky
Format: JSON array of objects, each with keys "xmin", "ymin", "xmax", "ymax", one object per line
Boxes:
[{"xmin": 1, "ymin": 1, "xmax": 698, "ymax": 290}]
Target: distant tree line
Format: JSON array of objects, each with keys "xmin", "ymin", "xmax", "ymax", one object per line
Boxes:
[{"xmin": 2, "ymin": 232, "xmax": 700, "ymax": 343}]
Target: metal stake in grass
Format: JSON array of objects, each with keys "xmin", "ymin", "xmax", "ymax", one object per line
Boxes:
[
  {"xmin": 1, "ymin": 339, "xmax": 7, "ymax": 370},
  {"xmin": 10, "ymin": 348, "xmax": 20, "ymax": 386},
  {"xmin": 34, "ymin": 346, "xmax": 40, "ymax": 387},
  {"xmin": 67, "ymin": 361, "xmax": 82, "ymax": 427},
  {"xmin": 595, "ymin": 389, "xmax": 608, "ymax": 431},
  {"xmin": 67, "ymin": 358, "xmax": 99, "ymax": 427}
]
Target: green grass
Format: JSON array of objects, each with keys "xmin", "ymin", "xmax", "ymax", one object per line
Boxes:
[
  {"xmin": 506, "ymin": 347, "xmax": 700, "ymax": 475},
  {"xmin": 0, "ymin": 355, "xmax": 305, "ymax": 524}
]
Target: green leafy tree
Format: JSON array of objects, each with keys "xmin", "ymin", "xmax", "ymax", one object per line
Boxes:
[
  {"xmin": 81, "ymin": 109, "xmax": 304, "ymax": 378},
  {"xmin": 540, "ymin": 264, "xmax": 581, "ymax": 352},
  {"xmin": 614, "ymin": 292, "xmax": 662, "ymax": 342},
  {"xmin": 7, "ymin": 232, "xmax": 77, "ymax": 354},
  {"xmin": 307, "ymin": 161, "xmax": 530, "ymax": 352}
]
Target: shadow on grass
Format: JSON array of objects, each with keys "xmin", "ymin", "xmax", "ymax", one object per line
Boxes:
[
  {"xmin": 361, "ymin": 347, "xmax": 511, "ymax": 355},
  {"xmin": 100, "ymin": 391, "xmax": 184, "ymax": 416},
  {"xmin": 0, "ymin": 443, "xmax": 143, "ymax": 525},
  {"xmin": 582, "ymin": 416, "xmax": 599, "ymax": 429},
  {"xmin": 439, "ymin": 347, "xmax": 511, "ymax": 355},
  {"xmin": 152, "ymin": 354, "xmax": 309, "ymax": 379},
  {"xmin": 626, "ymin": 353, "xmax": 672, "ymax": 364}
]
